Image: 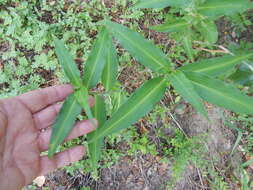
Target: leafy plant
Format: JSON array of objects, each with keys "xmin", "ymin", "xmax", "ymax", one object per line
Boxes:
[
  {"xmin": 133, "ymin": 0, "xmax": 253, "ymax": 61},
  {"xmin": 47, "ymin": 2, "xmax": 253, "ymax": 173},
  {"xmin": 48, "ymin": 26, "xmax": 110, "ymax": 157},
  {"xmin": 49, "ymin": 18, "xmax": 253, "ymax": 172}
]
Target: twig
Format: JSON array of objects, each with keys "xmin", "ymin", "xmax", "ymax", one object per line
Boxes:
[
  {"xmin": 197, "ymin": 167, "xmax": 205, "ymax": 189},
  {"xmin": 218, "ymin": 45, "xmax": 234, "ymax": 55},
  {"xmin": 195, "ymin": 47, "xmax": 227, "ymax": 54},
  {"xmin": 138, "ymin": 155, "xmax": 150, "ymax": 188},
  {"xmin": 193, "ymin": 42, "xmax": 253, "ymax": 72},
  {"xmin": 189, "ymin": 178, "xmax": 210, "ymax": 190},
  {"xmin": 168, "ymin": 112, "xmax": 189, "ymax": 138},
  {"xmin": 168, "ymin": 90, "xmax": 175, "ymax": 104}
]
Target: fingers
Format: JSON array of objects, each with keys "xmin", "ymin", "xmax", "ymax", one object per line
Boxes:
[
  {"xmin": 38, "ymin": 119, "xmax": 97, "ymax": 151},
  {"xmin": 33, "ymin": 96, "xmax": 94, "ymax": 130},
  {"xmin": 40, "ymin": 146, "xmax": 85, "ymax": 175},
  {"xmin": 15, "ymin": 84, "xmax": 73, "ymax": 113},
  {"xmin": 34, "ymin": 103, "xmax": 62, "ymax": 130}
]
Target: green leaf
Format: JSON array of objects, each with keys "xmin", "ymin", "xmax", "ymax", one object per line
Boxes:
[
  {"xmin": 197, "ymin": 0, "xmax": 253, "ymax": 18},
  {"xmin": 74, "ymin": 86, "xmax": 93, "ymax": 120},
  {"xmin": 133, "ymin": 0, "xmax": 193, "ymax": 9},
  {"xmin": 180, "ymin": 54, "xmax": 253, "ymax": 77},
  {"xmin": 229, "ymin": 70, "xmax": 253, "ymax": 86},
  {"xmin": 230, "ymin": 131, "xmax": 243, "ymax": 156},
  {"xmin": 101, "ymin": 35, "xmax": 118, "ymax": 91},
  {"xmin": 54, "ymin": 38, "xmax": 82, "ymax": 88},
  {"xmin": 150, "ymin": 20, "xmax": 190, "ymax": 33},
  {"xmin": 48, "ymin": 94, "xmax": 82, "ymax": 158},
  {"xmin": 87, "ymin": 95, "xmax": 107, "ymax": 170},
  {"xmin": 89, "ymin": 77, "xmax": 167, "ymax": 142},
  {"xmin": 195, "ymin": 20, "xmax": 218, "ymax": 44},
  {"xmin": 184, "ymin": 72, "xmax": 253, "ymax": 114},
  {"xmin": 182, "ymin": 35, "xmax": 194, "ymax": 62},
  {"xmin": 111, "ymin": 90, "xmax": 128, "ymax": 114},
  {"xmin": 168, "ymin": 71, "xmax": 208, "ymax": 117},
  {"xmin": 242, "ymin": 159, "xmax": 253, "ymax": 168},
  {"xmin": 229, "ymin": 62, "xmax": 253, "ymax": 86},
  {"xmin": 83, "ymin": 27, "xmax": 110, "ymax": 88},
  {"xmin": 103, "ymin": 20, "xmax": 171, "ymax": 73}
]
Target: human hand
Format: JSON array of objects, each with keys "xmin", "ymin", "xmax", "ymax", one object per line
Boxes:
[{"xmin": 0, "ymin": 85, "xmax": 97, "ymax": 190}]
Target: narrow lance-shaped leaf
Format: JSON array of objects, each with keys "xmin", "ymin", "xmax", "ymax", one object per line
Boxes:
[
  {"xmin": 197, "ymin": 0, "xmax": 253, "ymax": 18},
  {"xmin": 180, "ymin": 53, "xmax": 253, "ymax": 77},
  {"xmin": 103, "ymin": 20, "xmax": 171, "ymax": 73},
  {"xmin": 74, "ymin": 86, "xmax": 94, "ymax": 121},
  {"xmin": 195, "ymin": 20, "xmax": 218, "ymax": 44},
  {"xmin": 184, "ymin": 72, "xmax": 253, "ymax": 114},
  {"xmin": 150, "ymin": 20, "xmax": 190, "ymax": 33},
  {"xmin": 89, "ymin": 77, "xmax": 167, "ymax": 142},
  {"xmin": 54, "ymin": 38, "xmax": 82, "ymax": 88},
  {"xmin": 168, "ymin": 71, "xmax": 208, "ymax": 118},
  {"xmin": 83, "ymin": 27, "xmax": 110, "ymax": 88},
  {"xmin": 87, "ymin": 95, "xmax": 107, "ymax": 170},
  {"xmin": 101, "ymin": 35, "xmax": 118, "ymax": 91},
  {"xmin": 182, "ymin": 34, "xmax": 194, "ymax": 62},
  {"xmin": 48, "ymin": 94, "xmax": 82, "ymax": 158},
  {"xmin": 133, "ymin": 0, "xmax": 193, "ymax": 9}
]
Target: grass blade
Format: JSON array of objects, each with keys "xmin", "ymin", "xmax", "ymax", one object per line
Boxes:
[
  {"xmin": 54, "ymin": 38, "xmax": 82, "ymax": 88},
  {"xmin": 101, "ymin": 35, "xmax": 118, "ymax": 91},
  {"xmin": 48, "ymin": 93, "xmax": 82, "ymax": 158},
  {"xmin": 87, "ymin": 95, "xmax": 107, "ymax": 170},
  {"xmin": 230, "ymin": 131, "xmax": 243, "ymax": 156},
  {"xmin": 168, "ymin": 71, "xmax": 208, "ymax": 118},
  {"xmin": 180, "ymin": 54, "xmax": 253, "ymax": 77},
  {"xmin": 83, "ymin": 27, "xmax": 110, "ymax": 88},
  {"xmin": 185, "ymin": 72, "xmax": 253, "ymax": 114},
  {"xmin": 103, "ymin": 20, "xmax": 171, "ymax": 73},
  {"xmin": 89, "ymin": 77, "xmax": 167, "ymax": 142}
]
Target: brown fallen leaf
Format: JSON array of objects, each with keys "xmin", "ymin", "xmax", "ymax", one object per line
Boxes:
[
  {"xmin": 245, "ymin": 155, "xmax": 253, "ymax": 170},
  {"xmin": 33, "ymin": 176, "xmax": 46, "ymax": 187}
]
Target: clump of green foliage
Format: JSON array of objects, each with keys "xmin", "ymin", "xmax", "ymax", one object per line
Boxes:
[
  {"xmin": 0, "ymin": 0, "xmax": 146, "ymax": 99},
  {"xmin": 48, "ymin": 0, "xmax": 253, "ymax": 174},
  {"xmin": 1, "ymin": 1, "xmax": 253, "ymax": 188},
  {"xmin": 134, "ymin": 0, "xmax": 253, "ymax": 61}
]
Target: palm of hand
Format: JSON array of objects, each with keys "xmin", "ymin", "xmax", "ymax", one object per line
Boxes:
[
  {"xmin": 0, "ymin": 99, "xmax": 40, "ymax": 190},
  {"xmin": 0, "ymin": 85, "xmax": 95, "ymax": 190}
]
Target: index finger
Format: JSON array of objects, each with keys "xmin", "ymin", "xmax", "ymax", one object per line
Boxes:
[{"xmin": 15, "ymin": 84, "xmax": 73, "ymax": 113}]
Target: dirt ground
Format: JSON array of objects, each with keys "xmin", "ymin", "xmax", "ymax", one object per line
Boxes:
[{"xmin": 38, "ymin": 104, "xmax": 251, "ymax": 190}]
